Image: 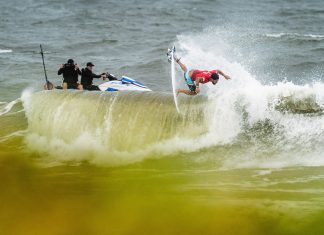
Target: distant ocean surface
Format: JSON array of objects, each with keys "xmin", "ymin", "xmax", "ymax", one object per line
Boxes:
[{"xmin": 1, "ymin": 0, "xmax": 324, "ymax": 234}]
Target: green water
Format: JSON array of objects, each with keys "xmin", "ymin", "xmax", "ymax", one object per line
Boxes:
[
  {"xmin": 1, "ymin": 147, "xmax": 324, "ymax": 235},
  {"xmin": 1, "ymin": 91, "xmax": 324, "ymax": 234}
]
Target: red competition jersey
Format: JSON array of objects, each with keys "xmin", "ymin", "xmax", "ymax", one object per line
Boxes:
[{"xmin": 191, "ymin": 70, "xmax": 218, "ymax": 83}]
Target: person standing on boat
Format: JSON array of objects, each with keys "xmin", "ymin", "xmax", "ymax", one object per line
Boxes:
[
  {"xmin": 57, "ymin": 59, "xmax": 83, "ymax": 90},
  {"xmin": 81, "ymin": 62, "xmax": 107, "ymax": 91}
]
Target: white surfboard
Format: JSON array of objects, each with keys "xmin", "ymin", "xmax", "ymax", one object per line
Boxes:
[{"xmin": 170, "ymin": 46, "xmax": 180, "ymax": 113}]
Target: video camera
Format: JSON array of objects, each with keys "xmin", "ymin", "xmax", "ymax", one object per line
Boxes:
[
  {"xmin": 105, "ymin": 73, "xmax": 118, "ymax": 81},
  {"xmin": 64, "ymin": 63, "xmax": 76, "ymax": 70}
]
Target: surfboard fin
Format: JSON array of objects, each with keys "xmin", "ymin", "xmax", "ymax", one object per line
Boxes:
[
  {"xmin": 167, "ymin": 48, "xmax": 172, "ymax": 63},
  {"xmin": 167, "ymin": 46, "xmax": 178, "ymax": 63}
]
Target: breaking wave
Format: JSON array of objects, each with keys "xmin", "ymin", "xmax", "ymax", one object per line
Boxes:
[
  {"xmin": 17, "ymin": 27, "xmax": 324, "ymax": 168},
  {"xmin": 20, "ymin": 78, "xmax": 324, "ymax": 167}
]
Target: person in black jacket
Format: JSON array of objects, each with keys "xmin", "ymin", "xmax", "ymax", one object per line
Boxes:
[
  {"xmin": 57, "ymin": 59, "xmax": 83, "ymax": 90},
  {"xmin": 81, "ymin": 62, "xmax": 107, "ymax": 91}
]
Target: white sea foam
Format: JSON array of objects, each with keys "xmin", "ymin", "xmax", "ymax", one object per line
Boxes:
[
  {"xmin": 0, "ymin": 99, "xmax": 21, "ymax": 116},
  {"xmin": 175, "ymin": 28, "xmax": 324, "ymax": 169},
  {"xmin": 0, "ymin": 49, "xmax": 12, "ymax": 53},
  {"xmin": 265, "ymin": 33, "xmax": 324, "ymax": 39}
]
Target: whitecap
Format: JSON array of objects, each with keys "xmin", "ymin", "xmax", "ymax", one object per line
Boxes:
[
  {"xmin": 265, "ymin": 33, "xmax": 324, "ymax": 39},
  {"xmin": 0, "ymin": 49, "xmax": 12, "ymax": 53}
]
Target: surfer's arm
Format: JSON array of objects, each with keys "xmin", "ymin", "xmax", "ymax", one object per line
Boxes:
[
  {"xmin": 195, "ymin": 77, "xmax": 204, "ymax": 87},
  {"xmin": 195, "ymin": 77, "xmax": 204, "ymax": 94},
  {"xmin": 217, "ymin": 70, "xmax": 231, "ymax": 80}
]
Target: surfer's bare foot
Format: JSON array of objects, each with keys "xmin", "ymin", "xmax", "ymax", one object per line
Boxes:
[{"xmin": 176, "ymin": 89, "xmax": 180, "ymax": 96}]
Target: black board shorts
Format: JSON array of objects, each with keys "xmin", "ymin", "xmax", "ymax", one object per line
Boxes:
[
  {"xmin": 184, "ymin": 70, "xmax": 196, "ymax": 93},
  {"xmin": 84, "ymin": 85, "xmax": 100, "ymax": 91},
  {"xmin": 187, "ymin": 84, "xmax": 197, "ymax": 93},
  {"xmin": 66, "ymin": 83, "xmax": 79, "ymax": 89}
]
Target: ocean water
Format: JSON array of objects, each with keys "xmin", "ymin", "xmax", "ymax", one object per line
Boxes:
[{"xmin": 1, "ymin": 0, "xmax": 324, "ymax": 234}]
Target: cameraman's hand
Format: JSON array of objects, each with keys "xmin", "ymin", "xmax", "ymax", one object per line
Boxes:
[
  {"xmin": 60, "ymin": 64, "xmax": 64, "ymax": 69},
  {"xmin": 75, "ymin": 64, "xmax": 79, "ymax": 70}
]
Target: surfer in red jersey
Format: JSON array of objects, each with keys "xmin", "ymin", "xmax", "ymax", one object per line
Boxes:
[{"xmin": 173, "ymin": 54, "xmax": 231, "ymax": 96}]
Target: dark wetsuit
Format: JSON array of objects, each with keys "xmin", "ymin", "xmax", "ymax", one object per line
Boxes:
[
  {"xmin": 81, "ymin": 68, "xmax": 103, "ymax": 91},
  {"xmin": 57, "ymin": 64, "xmax": 81, "ymax": 89}
]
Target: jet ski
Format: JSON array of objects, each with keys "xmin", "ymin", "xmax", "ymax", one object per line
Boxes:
[{"xmin": 98, "ymin": 76, "xmax": 152, "ymax": 92}]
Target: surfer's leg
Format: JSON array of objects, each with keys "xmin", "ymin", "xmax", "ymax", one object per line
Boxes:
[
  {"xmin": 63, "ymin": 82, "xmax": 68, "ymax": 90},
  {"xmin": 176, "ymin": 60, "xmax": 188, "ymax": 72},
  {"xmin": 176, "ymin": 89, "xmax": 197, "ymax": 96},
  {"xmin": 177, "ymin": 83, "xmax": 197, "ymax": 96}
]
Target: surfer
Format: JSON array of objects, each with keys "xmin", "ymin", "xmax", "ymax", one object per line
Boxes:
[
  {"xmin": 173, "ymin": 54, "xmax": 231, "ymax": 96},
  {"xmin": 81, "ymin": 62, "xmax": 107, "ymax": 91},
  {"xmin": 57, "ymin": 59, "xmax": 83, "ymax": 90}
]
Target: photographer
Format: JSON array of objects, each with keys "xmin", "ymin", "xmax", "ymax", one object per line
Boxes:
[
  {"xmin": 81, "ymin": 62, "xmax": 107, "ymax": 91},
  {"xmin": 57, "ymin": 59, "xmax": 83, "ymax": 90}
]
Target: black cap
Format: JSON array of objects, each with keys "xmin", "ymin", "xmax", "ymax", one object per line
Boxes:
[
  {"xmin": 211, "ymin": 73, "xmax": 219, "ymax": 85},
  {"xmin": 87, "ymin": 62, "xmax": 94, "ymax": 67},
  {"xmin": 211, "ymin": 73, "xmax": 219, "ymax": 80},
  {"xmin": 67, "ymin": 59, "xmax": 74, "ymax": 64}
]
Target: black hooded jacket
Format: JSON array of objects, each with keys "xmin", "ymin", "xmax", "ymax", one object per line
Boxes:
[
  {"xmin": 81, "ymin": 67, "xmax": 102, "ymax": 87},
  {"xmin": 57, "ymin": 64, "xmax": 81, "ymax": 84}
]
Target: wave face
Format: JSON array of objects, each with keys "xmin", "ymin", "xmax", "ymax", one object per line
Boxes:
[
  {"xmin": 22, "ymin": 79, "xmax": 324, "ymax": 168},
  {"xmin": 22, "ymin": 90, "xmax": 208, "ymax": 165}
]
